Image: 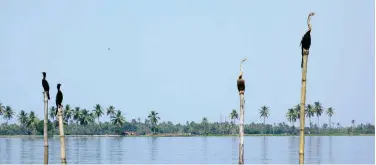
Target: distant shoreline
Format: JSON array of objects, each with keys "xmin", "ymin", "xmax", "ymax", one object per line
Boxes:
[{"xmin": 0, "ymin": 134, "xmax": 374, "ymax": 138}]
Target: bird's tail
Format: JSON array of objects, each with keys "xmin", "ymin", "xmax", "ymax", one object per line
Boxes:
[
  {"xmin": 301, "ymin": 47, "xmax": 303, "ymax": 68},
  {"xmin": 47, "ymin": 92, "xmax": 50, "ymax": 100},
  {"xmin": 56, "ymin": 105, "xmax": 58, "ymax": 115}
]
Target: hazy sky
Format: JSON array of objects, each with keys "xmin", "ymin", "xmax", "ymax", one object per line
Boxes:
[{"xmin": 0, "ymin": 0, "xmax": 374, "ymax": 126}]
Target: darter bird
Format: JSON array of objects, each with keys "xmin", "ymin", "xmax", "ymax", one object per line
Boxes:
[
  {"xmin": 237, "ymin": 71, "xmax": 245, "ymax": 94},
  {"xmin": 300, "ymin": 12, "xmax": 315, "ymax": 68}
]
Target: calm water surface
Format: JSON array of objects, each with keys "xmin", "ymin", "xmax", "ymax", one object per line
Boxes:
[{"xmin": 0, "ymin": 136, "xmax": 374, "ymax": 164}]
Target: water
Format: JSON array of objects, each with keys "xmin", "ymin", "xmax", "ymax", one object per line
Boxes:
[{"xmin": 0, "ymin": 136, "xmax": 374, "ymax": 164}]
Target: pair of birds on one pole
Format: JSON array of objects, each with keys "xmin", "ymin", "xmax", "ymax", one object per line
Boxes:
[
  {"xmin": 42, "ymin": 72, "xmax": 63, "ymax": 114},
  {"xmin": 237, "ymin": 12, "xmax": 314, "ymax": 93}
]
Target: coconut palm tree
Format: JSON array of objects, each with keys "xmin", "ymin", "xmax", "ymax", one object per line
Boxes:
[
  {"xmin": 63, "ymin": 104, "xmax": 73, "ymax": 123},
  {"xmin": 63, "ymin": 104, "xmax": 72, "ymax": 124},
  {"xmin": 326, "ymin": 107, "xmax": 335, "ymax": 128},
  {"xmin": 294, "ymin": 104, "xmax": 301, "ymax": 119},
  {"xmin": 93, "ymin": 104, "xmax": 104, "ymax": 124},
  {"xmin": 27, "ymin": 111, "xmax": 39, "ymax": 135},
  {"xmin": 148, "ymin": 110, "xmax": 160, "ymax": 134},
  {"xmin": 286, "ymin": 108, "xmax": 298, "ymax": 133},
  {"xmin": 230, "ymin": 109, "xmax": 239, "ymax": 124},
  {"xmin": 79, "ymin": 109, "xmax": 94, "ymax": 126},
  {"xmin": 0, "ymin": 102, "xmax": 4, "ymax": 115},
  {"xmin": 73, "ymin": 107, "xmax": 81, "ymax": 124},
  {"xmin": 49, "ymin": 106, "xmax": 56, "ymax": 122},
  {"xmin": 107, "ymin": 105, "xmax": 116, "ymax": 117},
  {"xmin": 230, "ymin": 109, "xmax": 239, "ymax": 134},
  {"xmin": 259, "ymin": 106, "xmax": 270, "ymax": 134},
  {"xmin": 111, "ymin": 110, "xmax": 125, "ymax": 126},
  {"xmin": 201, "ymin": 117, "xmax": 209, "ymax": 135},
  {"xmin": 18, "ymin": 110, "xmax": 28, "ymax": 127},
  {"xmin": 314, "ymin": 101, "xmax": 323, "ymax": 133},
  {"xmin": 3, "ymin": 106, "xmax": 15, "ymax": 125},
  {"xmin": 305, "ymin": 104, "xmax": 315, "ymax": 131}
]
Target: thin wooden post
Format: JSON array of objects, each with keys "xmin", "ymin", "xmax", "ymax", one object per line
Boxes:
[
  {"xmin": 43, "ymin": 92, "xmax": 49, "ymax": 165},
  {"xmin": 299, "ymin": 50, "xmax": 309, "ymax": 164},
  {"xmin": 57, "ymin": 106, "xmax": 67, "ymax": 164},
  {"xmin": 239, "ymin": 93, "xmax": 245, "ymax": 164},
  {"xmin": 238, "ymin": 57, "xmax": 247, "ymax": 165}
]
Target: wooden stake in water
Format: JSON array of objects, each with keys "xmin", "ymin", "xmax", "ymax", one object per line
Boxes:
[
  {"xmin": 299, "ymin": 12, "xmax": 314, "ymax": 164},
  {"xmin": 238, "ymin": 58, "xmax": 247, "ymax": 164},
  {"xmin": 299, "ymin": 50, "xmax": 309, "ymax": 164},
  {"xmin": 57, "ymin": 106, "xmax": 67, "ymax": 164},
  {"xmin": 43, "ymin": 92, "xmax": 49, "ymax": 165}
]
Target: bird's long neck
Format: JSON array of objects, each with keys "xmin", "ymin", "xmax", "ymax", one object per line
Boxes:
[{"xmin": 307, "ymin": 15, "xmax": 312, "ymax": 31}]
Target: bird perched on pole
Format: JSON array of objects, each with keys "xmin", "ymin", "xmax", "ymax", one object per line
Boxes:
[
  {"xmin": 237, "ymin": 70, "xmax": 245, "ymax": 94},
  {"xmin": 237, "ymin": 58, "xmax": 247, "ymax": 94},
  {"xmin": 42, "ymin": 72, "xmax": 50, "ymax": 100},
  {"xmin": 55, "ymin": 83, "xmax": 63, "ymax": 114},
  {"xmin": 300, "ymin": 12, "xmax": 315, "ymax": 68}
]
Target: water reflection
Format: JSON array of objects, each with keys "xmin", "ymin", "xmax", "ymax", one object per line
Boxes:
[
  {"xmin": 149, "ymin": 137, "xmax": 157, "ymax": 161},
  {"xmin": 20, "ymin": 138, "xmax": 26, "ymax": 164},
  {"xmin": 4, "ymin": 138, "xmax": 11, "ymax": 164},
  {"xmin": 329, "ymin": 136, "xmax": 334, "ymax": 163},
  {"xmin": 113, "ymin": 137, "xmax": 123, "ymax": 163},
  {"xmin": 316, "ymin": 136, "xmax": 321, "ymax": 164},
  {"xmin": 202, "ymin": 136, "xmax": 208, "ymax": 161},
  {"xmin": 96, "ymin": 137, "xmax": 101, "ymax": 164},
  {"xmin": 261, "ymin": 136, "xmax": 268, "ymax": 164},
  {"xmin": 307, "ymin": 136, "xmax": 312, "ymax": 163},
  {"xmin": 0, "ymin": 136, "xmax": 373, "ymax": 164},
  {"xmin": 231, "ymin": 136, "xmax": 237, "ymax": 162},
  {"xmin": 287, "ymin": 136, "xmax": 298, "ymax": 164}
]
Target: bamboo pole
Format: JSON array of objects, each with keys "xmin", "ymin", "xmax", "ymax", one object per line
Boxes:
[
  {"xmin": 238, "ymin": 57, "xmax": 247, "ymax": 165},
  {"xmin": 239, "ymin": 93, "xmax": 245, "ymax": 164},
  {"xmin": 43, "ymin": 92, "xmax": 49, "ymax": 165},
  {"xmin": 57, "ymin": 106, "xmax": 67, "ymax": 164},
  {"xmin": 299, "ymin": 12, "xmax": 314, "ymax": 164},
  {"xmin": 299, "ymin": 50, "xmax": 309, "ymax": 164}
]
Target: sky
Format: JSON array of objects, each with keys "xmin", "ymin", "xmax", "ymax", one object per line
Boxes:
[{"xmin": 0, "ymin": 0, "xmax": 374, "ymax": 126}]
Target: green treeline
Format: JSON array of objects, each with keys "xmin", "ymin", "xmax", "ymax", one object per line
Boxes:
[{"xmin": 0, "ymin": 102, "xmax": 374, "ymax": 136}]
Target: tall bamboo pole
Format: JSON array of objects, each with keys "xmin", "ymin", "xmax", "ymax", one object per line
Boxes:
[
  {"xmin": 299, "ymin": 12, "xmax": 314, "ymax": 164},
  {"xmin": 43, "ymin": 92, "xmax": 49, "ymax": 164},
  {"xmin": 299, "ymin": 50, "xmax": 308, "ymax": 164},
  {"xmin": 239, "ymin": 93, "xmax": 245, "ymax": 164},
  {"xmin": 238, "ymin": 58, "xmax": 247, "ymax": 164},
  {"xmin": 57, "ymin": 106, "xmax": 67, "ymax": 164}
]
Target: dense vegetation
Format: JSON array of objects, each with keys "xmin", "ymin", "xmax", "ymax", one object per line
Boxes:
[{"xmin": 0, "ymin": 102, "xmax": 374, "ymax": 136}]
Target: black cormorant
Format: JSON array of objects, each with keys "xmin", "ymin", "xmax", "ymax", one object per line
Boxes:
[
  {"xmin": 55, "ymin": 83, "xmax": 63, "ymax": 114},
  {"xmin": 42, "ymin": 72, "xmax": 50, "ymax": 100}
]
